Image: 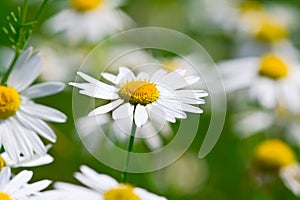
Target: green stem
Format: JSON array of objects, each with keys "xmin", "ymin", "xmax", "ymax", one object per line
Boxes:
[
  {"xmin": 1, "ymin": 0, "xmax": 49, "ymax": 85},
  {"xmin": 1, "ymin": 52, "xmax": 20, "ymax": 85},
  {"xmin": 122, "ymin": 106, "xmax": 137, "ymax": 183},
  {"xmin": 34, "ymin": 0, "xmax": 49, "ymax": 21},
  {"xmin": 22, "ymin": 0, "xmax": 29, "ymax": 23}
]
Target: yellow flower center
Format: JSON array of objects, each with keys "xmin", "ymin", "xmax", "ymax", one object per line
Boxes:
[
  {"xmin": 104, "ymin": 184, "xmax": 141, "ymax": 200},
  {"xmin": 256, "ymin": 17, "xmax": 288, "ymax": 43},
  {"xmin": 0, "ymin": 192, "xmax": 12, "ymax": 200},
  {"xmin": 0, "ymin": 86, "xmax": 21, "ymax": 119},
  {"xmin": 254, "ymin": 140, "xmax": 296, "ymax": 172},
  {"xmin": 239, "ymin": 1, "xmax": 263, "ymax": 13},
  {"xmin": 259, "ymin": 54, "xmax": 289, "ymax": 80},
  {"xmin": 119, "ymin": 80, "xmax": 159, "ymax": 106},
  {"xmin": 0, "ymin": 156, "xmax": 6, "ymax": 171},
  {"xmin": 71, "ymin": 0, "xmax": 103, "ymax": 12}
]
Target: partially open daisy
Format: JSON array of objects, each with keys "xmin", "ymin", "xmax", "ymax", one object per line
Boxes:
[
  {"xmin": 40, "ymin": 165, "xmax": 167, "ymax": 200},
  {"xmin": 0, "ymin": 47, "xmax": 67, "ymax": 162},
  {"xmin": 219, "ymin": 50, "xmax": 300, "ymax": 113},
  {"xmin": 252, "ymin": 139, "xmax": 300, "ymax": 196},
  {"xmin": 44, "ymin": 0, "xmax": 133, "ymax": 44},
  {"xmin": 70, "ymin": 67, "xmax": 207, "ymax": 127},
  {"xmin": 0, "ymin": 167, "xmax": 51, "ymax": 199}
]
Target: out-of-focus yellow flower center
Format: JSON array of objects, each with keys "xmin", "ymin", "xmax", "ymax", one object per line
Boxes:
[
  {"xmin": 239, "ymin": 1, "xmax": 263, "ymax": 13},
  {"xmin": 256, "ymin": 16, "xmax": 288, "ymax": 43},
  {"xmin": 104, "ymin": 184, "xmax": 141, "ymax": 200},
  {"xmin": 161, "ymin": 60, "xmax": 180, "ymax": 72},
  {"xmin": 71, "ymin": 0, "xmax": 103, "ymax": 12},
  {"xmin": 254, "ymin": 140, "xmax": 296, "ymax": 171},
  {"xmin": 119, "ymin": 80, "xmax": 159, "ymax": 106},
  {"xmin": 0, "ymin": 156, "xmax": 6, "ymax": 171},
  {"xmin": 0, "ymin": 86, "xmax": 21, "ymax": 119},
  {"xmin": 259, "ymin": 54, "xmax": 289, "ymax": 80},
  {"xmin": 0, "ymin": 192, "xmax": 12, "ymax": 200}
]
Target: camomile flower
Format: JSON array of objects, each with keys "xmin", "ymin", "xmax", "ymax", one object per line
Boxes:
[
  {"xmin": 0, "ymin": 167, "xmax": 51, "ymax": 200},
  {"xmin": 219, "ymin": 50, "xmax": 300, "ymax": 114},
  {"xmin": 190, "ymin": 0, "xmax": 297, "ymax": 43},
  {"xmin": 70, "ymin": 67, "xmax": 207, "ymax": 128},
  {"xmin": 0, "ymin": 47, "xmax": 67, "ymax": 162},
  {"xmin": 188, "ymin": 0, "xmax": 298, "ymax": 57},
  {"xmin": 252, "ymin": 139, "xmax": 300, "ymax": 196},
  {"xmin": 38, "ymin": 165, "xmax": 167, "ymax": 200},
  {"xmin": 44, "ymin": 0, "xmax": 134, "ymax": 44},
  {"xmin": 233, "ymin": 106, "xmax": 300, "ymax": 148}
]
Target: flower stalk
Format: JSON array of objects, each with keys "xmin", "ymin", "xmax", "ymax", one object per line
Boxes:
[{"xmin": 122, "ymin": 106, "xmax": 137, "ymax": 182}]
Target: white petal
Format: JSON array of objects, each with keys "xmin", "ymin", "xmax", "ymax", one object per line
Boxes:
[
  {"xmin": 101, "ymin": 72, "xmax": 117, "ymax": 84},
  {"xmin": 16, "ymin": 154, "xmax": 54, "ymax": 167},
  {"xmin": 70, "ymin": 82, "xmax": 119, "ymax": 100},
  {"xmin": 137, "ymin": 72, "xmax": 150, "ymax": 80},
  {"xmin": 22, "ymin": 82, "xmax": 65, "ymax": 99},
  {"xmin": 88, "ymin": 99, "xmax": 124, "ymax": 116},
  {"xmin": 250, "ymin": 79, "xmax": 277, "ymax": 109},
  {"xmin": 20, "ymin": 103, "xmax": 67, "ymax": 123},
  {"xmin": 24, "ymin": 180, "xmax": 52, "ymax": 193},
  {"xmin": 134, "ymin": 105, "xmax": 148, "ymax": 127},
  {"xmin": 112, "ymin": 103, "xmax": 134, "ymax": 120},
  {"xmin": 16, "ymin": 112, "xmax": 57, "ymax": 142},
  {"xmin": 8, "ymin": 52, "xmax": 42, "ymax": 92},
  {"xmin": 134, "ymin": 187, "xmax": 167, "ymax": 200},
  {"xmin": 75, "ymin": 72, "xmax": 116, "ymax": 92},
  {"xmin": 234, "ymin": 111, "xmax": 274, "ymax": 138},
  {"xmin": 150, "ymin": 69, "xmax": 167, "ymax": 82},
  {"xmin": 144, "ymin": 133, "xmax": 163, "ymax": 151},
  {"xmin": 78, "ymin": 165, "xmax": 118, "ymax": 192},
  {"xmin": 180, "ymin": 103, "xmax": 203, "ymax": 113},
  {"xmin": 53, "ymin": 182, "xmax": 103, "ymax": 200},
  {"xmin": 116, "ymin": 67, "xmax": 135, "ymax": 84},
  {"xmin": 5, "ymin": 170, "xmax": 33, "ymax": 193},
  {"xmin": 0, "ymin": 167, "xmax": 11, "ymax": 189},
  {"xmin": 280, "ymin": 163, "xmax": 300, "ymax": 196}
]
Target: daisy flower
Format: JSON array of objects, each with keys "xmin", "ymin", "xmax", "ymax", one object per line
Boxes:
[
  {"xmin": 70, "ymin": 67, "xmax": 207, "ymax": 128},
  {"xmin": 219, "ymin": 48, "xmax": 300, "ymax": 113},
  {"xmin": 190, "ymin": 0, "xmax": 297, "ymax": 43},
  {"xmin": 0, "ymin": 167, "xmax": 51, "ymax": 199},
  {"xmin": 233, "ymin": 106, "xmax": 300, "ymax": 147},
  {"xmin": 252, "ymin": 139, "xmax": 300, "ymax": 196},
  {"xmin": 39, "ymin": 165, "xmax": 167, "ymax": 200},
  {"xmin": 0, "ymin": 47, "xmax": 67, "ymax": 162},
  {"xmin": 44, "ymin": 0, "xmax": 134, "ymax": 44}
]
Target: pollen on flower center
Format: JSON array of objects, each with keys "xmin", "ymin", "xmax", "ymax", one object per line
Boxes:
[
  {"xmin": 119, "ymin": 80, "xmax": 160, "ymax": 106},
  {"xmin": 71, "ymin": 0, "xmax": 103, "ymax": 12},
  {"xmin": 0, "ymin": 156, "xmax": 6, "ymax": 171},
  {"xmin": 0, "ymin": 192, "xmax": 12, "ymax": 200},
  {"xmin": 253, "ymin": 140, "xmax": 296, "ymax": 172},
  {"xmin": 104, "ymin": 184, "xmax": 141, "ymax": 200},
  {"xmin": 259, "ymin": 54, "xmax": 289, "ymax": 80},
  {"xmin": 256, "ymin": 16, "xmax": 287, "ymax": 42},
  {"xmin": 0, "ymin": 86, "xmax": 21, "ymax": 119}
]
